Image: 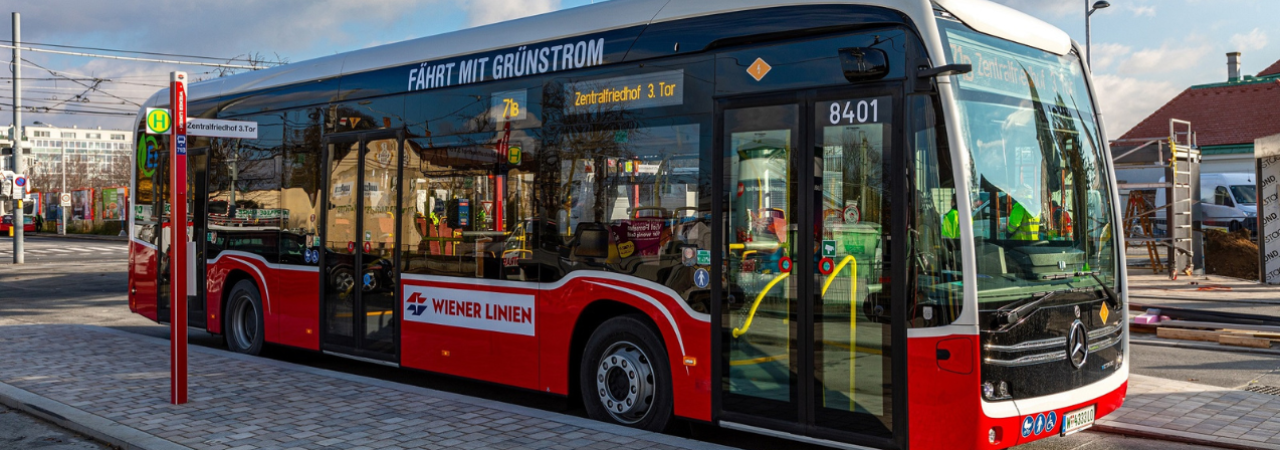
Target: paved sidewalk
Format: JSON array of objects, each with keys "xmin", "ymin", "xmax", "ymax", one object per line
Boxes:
[
  {"xmin": 0, "ymin": 324, "xmax": 734, "ymax": 450},
  {"xmin": 1097, "ymin": 374, "xmax": 1280, "ymax": 449}
]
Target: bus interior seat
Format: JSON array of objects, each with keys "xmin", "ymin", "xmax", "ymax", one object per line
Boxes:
[{"xmin": 569, "ymin": 222, "xmax": 614, "ymax": 264}]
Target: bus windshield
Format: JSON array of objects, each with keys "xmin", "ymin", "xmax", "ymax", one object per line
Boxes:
[{"xmin": 940, "ymin": 21, "xmax": 1118, "ymax": 310}]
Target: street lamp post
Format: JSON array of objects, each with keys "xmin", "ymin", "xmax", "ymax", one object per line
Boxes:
[{"xmin": 1086, "ymin": 0, "xmax": 1111, "ymax": 69}]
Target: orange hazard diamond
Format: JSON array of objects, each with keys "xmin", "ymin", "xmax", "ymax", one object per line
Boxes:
[
  {"xmin": 1100, "ymin": 302, "xmax": 1110, "ymax": 323},
  {"xmin": 747, "ymin": 58, "xmax": 772, "ymax": 81}
]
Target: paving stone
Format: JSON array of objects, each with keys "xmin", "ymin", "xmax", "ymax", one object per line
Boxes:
[{"xmin": 0, "ymin": 325, "xmax": 733, "ymax": 450}]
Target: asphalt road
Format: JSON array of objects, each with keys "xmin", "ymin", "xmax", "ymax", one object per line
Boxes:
[
  {"xmin": 0, "ymin": 234, "xmax": 1271, "ymax": 450},
  {"xmin": 0, "ymin": 404, "xmax": 106, "ymax": 450}
]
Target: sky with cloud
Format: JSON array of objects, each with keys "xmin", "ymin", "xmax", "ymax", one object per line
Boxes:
[
  {"xmin": 991, "ymin": 0, "xmax": 1279, "ymax": 137},
  {"xmin": 2, "ymin": 0, "xmax": 1276, "ymax": 137}
]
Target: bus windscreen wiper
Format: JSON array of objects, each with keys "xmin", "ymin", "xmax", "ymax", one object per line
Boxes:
[
  {"xmin": 993, "ymin": 289, "xmax": 1097, "ymax": 330},
  {"xmin": 1083, "ymin": 270, "xmax": 1120, "ymax": 311}
]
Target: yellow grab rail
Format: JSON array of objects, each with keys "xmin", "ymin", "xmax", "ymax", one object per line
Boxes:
[
  {"xmin": 820, "ymin": 255, "xmax": 858, "ymax": 297},
  {"xmin": 818, "ymin": 255, "xmax": 859, "ymax": 411},
  {"xmin": 731, "ymin": 272, "xmax": 790, "ymax": 338}
]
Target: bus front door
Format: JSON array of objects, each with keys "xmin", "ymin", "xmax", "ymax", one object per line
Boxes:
[
  {"xmin": 320, "ymin": 132, "xmax": 403, "ymax": 362},
  {"xmin": 719, "ymin": 91, "xmax": 903, "ymax": 448}
]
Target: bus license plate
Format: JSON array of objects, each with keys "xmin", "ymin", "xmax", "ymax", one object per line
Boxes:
[{"xmin": 1061, "ymin": 405, "xmax": 1096, "ymax": 436}]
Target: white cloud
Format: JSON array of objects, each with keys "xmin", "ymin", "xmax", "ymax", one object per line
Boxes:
[
  {"xmin": 1091, "ymin": 74, "xmax": 1182, "ymax": 136},
  {"xmin": 8, "ymin": 1, "xmax": 426, "ymax": 58},
  {"xmin": 1117, "ymin": 44, "xmax": 1212, "ymax": 75},
  {"xmin": 1124, "ymin": 5, "xmax": 1157, "ymax": 17},
  {"xmin": 1229, "ymin": 28, "xmax": 1269, "ymax": 52},
  {"xmin": 988, "ymin": 0, "xmax": 1078, "ymax": 19},
  {"xmin": 1089, "ymin": 43, "xmax": 1132, "ymax": 71},
  {"xmin": 462, "ymin": 0, "xmax": 561, "ymax": 27}
]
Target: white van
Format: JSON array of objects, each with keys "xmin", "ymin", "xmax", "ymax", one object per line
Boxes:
[
  {"xmin": 1200, "ymin": 173, "xmax": 1257, "ymax": 232},
  {"xmin": 1153, "ymin": 172, "xmax": 1257, "ymax": 233}
]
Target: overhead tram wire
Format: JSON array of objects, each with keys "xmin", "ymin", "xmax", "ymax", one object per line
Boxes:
[
  {"xmin": 0, "ymin": 102, "xmax": 135, "ymax": 117},
  {"xmin": 0, "ymin": 43, "xmax": 267, "ymax": 70},
  {"xmin": 0, "ymin": 39, "xmax": 285, "ymax": 65},
  {"xmin": 1, "ymin": 77, "xmax": 167, "ymax": 88},
  {"xmin": 0, "ymin": 95, "xmax": 140, "ymax": 113},
  {"xmin": 23, "ymin": 58, "xmax": 143, "ymax": 107}
]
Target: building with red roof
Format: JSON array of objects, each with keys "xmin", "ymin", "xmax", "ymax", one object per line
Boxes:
[
  {"xmin": 1260, "ymin": 59, "xmax": 1280, "ymax": 78},
  {"xmin": 1116, "ymin": 53, "xmax": 1280, "ymax": 174}
]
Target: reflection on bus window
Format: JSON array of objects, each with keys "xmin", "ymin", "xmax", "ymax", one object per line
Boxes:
[
  {"xmin": 909, "ymin": 95, "xmax": 962, "ymax": 327},
  {"xmin": 943, "ymin": 24, "xmax": 1118, "ymax": 311},
  {"xmin": 813, "ymin": 98, "xmax": 894, "ymax": 428},
  {"xmin": 400, "ymin": 135, "xmax": 537, "ymax": 280},
  {"xmin": 205, "ymin": 114, "xmax": 291, "ymax": 263},
  {"xmin": 553, "ymin": 123, "xmax": 709, "ymax": 311},
  {"xmin": 726, "ymin": 126, "xmax": 794, "ymax": 406}
]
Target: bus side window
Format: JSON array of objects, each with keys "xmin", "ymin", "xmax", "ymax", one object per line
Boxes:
[
  {"xmin": 550, "ymin": 121, "xmax": 711, "ymax": 313},
  {"xmin": 278, "ymin": 107, "xmax": 323, "ymax": 266},
  {"xmin": 399, "ymin": 136, "xmax": 539, "ymax": 281},
  {"xmin": 909, "ymin": 95, "xmax": 962, "ymax": 327}
]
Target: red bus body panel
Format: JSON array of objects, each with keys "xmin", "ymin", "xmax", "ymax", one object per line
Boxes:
[
  {"xmin": 400, "ymin": 274, "xmax": 712, "ymax": 422},
  {"xmin": 400, "ymin": 277, "xmax": 541, "ymax": 391},
  {"xmin": 206, "ymin": 252, "xmax": 320, "ymax": 350},
  {"xmin": 128, "ymin": 240, "xmax": 159, "ymax": 321},
  {"xmin": 908, "ymin": 334, "xmax": 1127, "ymax": 449}
]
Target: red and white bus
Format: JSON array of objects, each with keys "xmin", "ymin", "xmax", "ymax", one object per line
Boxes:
[{"xmin": 129, "ymin": 0, "xmax": 1128, "ymax": 448}]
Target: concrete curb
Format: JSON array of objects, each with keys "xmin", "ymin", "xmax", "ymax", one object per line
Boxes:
[
  {"xmin": 25, "ymin": 233, "xmax": 129, "ymax": 242},
  {"xmin": 1094, "ymin": 422, "xmax": 1276, "ymax": 450},
  {"xmin": 82, "ymin": 325, "xmax": 735, "ymax": 450},
  {"xmin": 0, "ymin": 380, "xmax": 190, "ymax": 450},
  {"xmin": 1131, "ymin": 336, "xmax": 1280, "ymax": 356},
  {"xmin": 1131, "ymin": 294, "xmax": 1280, "ymax": 306}
]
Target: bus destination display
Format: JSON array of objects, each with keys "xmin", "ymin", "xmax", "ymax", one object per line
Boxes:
[{"xmin": 565, "ymin": 70, "xmax": 684, "ymax": 113}]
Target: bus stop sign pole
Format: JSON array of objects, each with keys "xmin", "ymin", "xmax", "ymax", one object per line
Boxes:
[{"xmin": 169, "ymin": 71, "xmax": 188, "ymax": 405}]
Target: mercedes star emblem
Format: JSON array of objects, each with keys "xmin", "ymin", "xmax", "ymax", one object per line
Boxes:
[{"xmin": 1068, "ymin": 320, "xmax": 1089, "ymax": 370}]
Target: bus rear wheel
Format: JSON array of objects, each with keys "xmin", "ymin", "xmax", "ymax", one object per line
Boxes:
[
  {"xmin": 580, "ymin": 314, "xmax": 673, "ymax": 432},
  {"xmin": 226, "ymin": 280, "xmax": 264, "ymax": 355}
]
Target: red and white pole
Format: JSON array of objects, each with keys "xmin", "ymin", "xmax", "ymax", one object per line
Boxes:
[{"xmin": 169, "ymin": 71, "xmax": 189, "ymax": 405}]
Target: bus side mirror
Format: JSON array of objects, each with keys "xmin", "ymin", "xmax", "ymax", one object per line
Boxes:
[
  {"xmin": 914, "ymin": 63, "xmax": 973, "ymax": 91},
  {"xmin": 918, "ymin": 64, "xmax": 973, "ymax": 78},
  {"xmin": 838, "ymin": 47, "xmax": 890, "ymax": 82}
]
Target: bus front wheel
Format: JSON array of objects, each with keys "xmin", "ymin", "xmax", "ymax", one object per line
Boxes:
[
  {"xmin": 580, "ymin": 314, "xmax": 673, "ymax": 432},
  {"xmin": 225, "ymin": 280, "xmax": 265, "ymax": 355}
]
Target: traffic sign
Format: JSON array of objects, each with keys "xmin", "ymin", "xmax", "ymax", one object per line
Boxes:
[
  {"xmin": 60, "ymin": 193, "xmax": 72, "ymax": 206},
  {"xmin": 11, "ymin": 175, "xmax": 26, "ymax": 197},
  {"xmin": 146, "ymin": 108, "xmax": 172, "ymax": 134}
]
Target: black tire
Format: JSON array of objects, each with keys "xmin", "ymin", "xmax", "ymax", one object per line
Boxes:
[
  {"xmin": 580, "ymin": 314, "xmax": 673, "ymax": 432},
  {"xmin": 225, "ymin": 279, "xmax": 265, "ymax": 355}
]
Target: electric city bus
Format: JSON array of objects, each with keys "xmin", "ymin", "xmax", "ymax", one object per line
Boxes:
[{"xmin": 129, "ymin": 0, "xmax": 1128, "ymax": 448}]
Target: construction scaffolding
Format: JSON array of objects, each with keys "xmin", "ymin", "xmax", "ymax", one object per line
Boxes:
[{"xmin": 1112, "ymin": 119, "xmax": 1202, "ymax": 279}]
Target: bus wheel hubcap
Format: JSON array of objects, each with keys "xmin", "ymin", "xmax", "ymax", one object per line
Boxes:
[{"xmin": 596, "ymin": 341, "xmax": 655, "ymax": 424}]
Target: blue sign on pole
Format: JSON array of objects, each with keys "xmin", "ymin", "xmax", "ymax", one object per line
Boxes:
[{"xmin": 176, "ymin": 135, "xmax": 188, "ymax": 155}]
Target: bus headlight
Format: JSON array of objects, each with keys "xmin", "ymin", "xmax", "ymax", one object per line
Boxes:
[{"xmin": 983, "ymin": 381, "xmax": 1012, "ymax": 401}]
